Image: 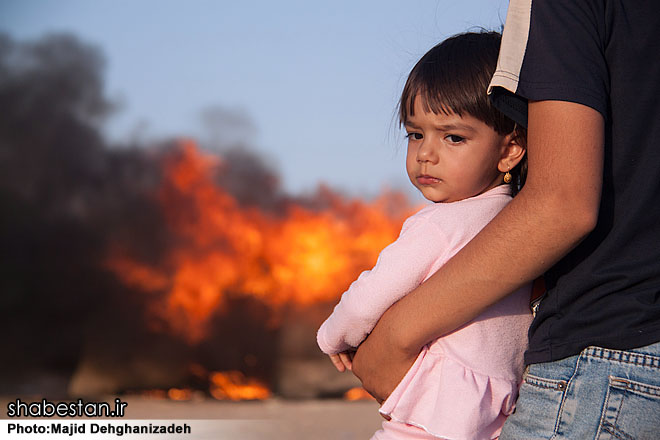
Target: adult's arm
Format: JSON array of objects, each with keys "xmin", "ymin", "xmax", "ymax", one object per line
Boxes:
[{"xmin": 352, "ymin": 100, "xmax": 605, "ymax": 401}]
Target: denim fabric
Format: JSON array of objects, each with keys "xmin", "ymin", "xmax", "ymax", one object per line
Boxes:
[{"xmin": 500, "ymin": 342, "xmax": 660, "ymax": 439}]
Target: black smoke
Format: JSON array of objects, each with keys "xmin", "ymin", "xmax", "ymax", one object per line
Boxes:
[{"xmin": 0, "ymin": 33, "xmax": 286, "ymax": 397}]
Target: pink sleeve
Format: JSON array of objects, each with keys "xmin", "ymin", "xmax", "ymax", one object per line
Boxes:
[{"xmin": 317, "ymin": 215, "xmax": 448, "ymax": 354}]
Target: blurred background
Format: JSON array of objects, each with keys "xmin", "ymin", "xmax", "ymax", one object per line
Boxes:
[{"xmin": 0, "ymin": 0, "xmax": 509, "ymax": 437}]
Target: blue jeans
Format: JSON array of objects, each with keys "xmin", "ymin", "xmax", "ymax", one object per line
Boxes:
[{"xmin": 500, "ymin": 342, "xmax": 660, "ymax": 439}]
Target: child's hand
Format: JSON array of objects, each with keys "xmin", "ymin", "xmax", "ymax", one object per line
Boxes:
[{"xmin": 328, "ymin": 351, "xmax": 354, "ymax": 372}]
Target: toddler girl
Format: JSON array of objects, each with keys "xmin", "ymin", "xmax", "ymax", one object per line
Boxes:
[{"xmin": 317, "ymin": 32, "xmax": 532, "ymax": 439}]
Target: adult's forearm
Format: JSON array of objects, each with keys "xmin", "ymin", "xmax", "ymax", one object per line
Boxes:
[{"xmin": 381, "ymin": 101, "xmax": 604, "ymax": 355}]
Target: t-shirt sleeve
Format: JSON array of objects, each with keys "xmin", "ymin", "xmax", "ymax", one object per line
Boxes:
[
  {"xmin": 316, "ymin": 215, "xmax": 449, "ymax": 354},
  {"xmin": 489, "ymin": 0, "xmax": 609, "ymax": 125}
]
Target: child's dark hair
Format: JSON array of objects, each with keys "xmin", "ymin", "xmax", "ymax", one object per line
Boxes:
[{"xmin": 399, "ymin": 31, "xmax": 527, "ymax": 195}]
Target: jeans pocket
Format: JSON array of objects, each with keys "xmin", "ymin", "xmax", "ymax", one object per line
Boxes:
[
  {"xmin": 500, "ymin": 373, "xmax": 567, "ymax": 438},
  {"xmin": 597, "ymin": 376, "xmax": 660, "ymax": 440}
]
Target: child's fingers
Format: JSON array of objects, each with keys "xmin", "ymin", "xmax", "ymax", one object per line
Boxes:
[
  {"xmin": 329, "ymin": 354, "xmax": 346, "ymax": 372},
  {"xmin": 338, "ymin": 352, "xmax": 353, "ymax": 371}
]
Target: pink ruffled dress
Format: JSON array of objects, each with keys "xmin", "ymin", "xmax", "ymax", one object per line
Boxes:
[{"xmin": 317, "ymin": 186, "xmax": 533, "ymax": 439}]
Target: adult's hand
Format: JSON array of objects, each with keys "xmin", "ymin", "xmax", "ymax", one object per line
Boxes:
[{"xmin": 351, "ymin": 306, "xmax": 419, "ymax": 403}]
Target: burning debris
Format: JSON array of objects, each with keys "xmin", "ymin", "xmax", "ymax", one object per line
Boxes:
[
  {"xmin": 209, "ymin": 371, "xmax": 271, "ymax": 401},
  {"xmin": 0, "ymin": 32, "xmax": 414, "ymax": 400}
]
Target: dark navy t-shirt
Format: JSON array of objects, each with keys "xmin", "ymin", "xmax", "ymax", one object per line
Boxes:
[{"xmin": 489, "ymin": 0, "xmax": 660, "ymax": 364}]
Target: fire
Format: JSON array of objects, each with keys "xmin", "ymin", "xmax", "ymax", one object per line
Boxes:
[
  {"xmin": 344, "ymin": 387, "xmax": 375, "ymax": 401},
  {"xmin": 167, "ymin": 388, "xmax": 193, "ymax": 401},
  {"xmin": 209, "ymin": 371, "xmax": 271, "ymax": 401},
  {"xmin": 106, "ymin": 140, "xmax": 414, "ymax": 343}
]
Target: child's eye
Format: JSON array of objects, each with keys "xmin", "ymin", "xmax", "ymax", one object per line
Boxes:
[
  {"xmin": 405, "ymin": 132, "xmax": 423, "ymax": 141},
  {"xmin": 446, "ymin": 134, "xmax": 465, "ymax": 143}
]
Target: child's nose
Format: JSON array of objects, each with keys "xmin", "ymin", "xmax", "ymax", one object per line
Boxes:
[{"xmin": 417, "ymin": 141, "xmax": 437, "ymax": 163}]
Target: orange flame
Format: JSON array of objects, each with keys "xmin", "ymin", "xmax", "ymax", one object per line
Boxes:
[
  {"xmin": 106, "ymin": 140, "xmax": 414, "ymax": 343},
  {"xmin": 209, "ymin": 371, "xmax": 271, "ymax": 401},
  {"xmin": 344, "ymin": 387, "xmax": 376, "ymax": 401},
  {"xmin": 167, "ymin": 388, "xmax": 193, "ymax": 401}
]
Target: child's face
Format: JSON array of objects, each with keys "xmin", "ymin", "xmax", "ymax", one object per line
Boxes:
[{"xmin": 405, "ymin": 98, "xmax": 509, "ymax": 203}]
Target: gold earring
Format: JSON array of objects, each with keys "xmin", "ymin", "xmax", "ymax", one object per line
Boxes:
[{"xmin": 503, "ymin": 171, "xmax": 512, "ymax": 183}]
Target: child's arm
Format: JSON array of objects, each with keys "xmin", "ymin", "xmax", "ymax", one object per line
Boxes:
[{"xmin": 317, "ymin": 213, "xmax": 448, "ymax": 355}]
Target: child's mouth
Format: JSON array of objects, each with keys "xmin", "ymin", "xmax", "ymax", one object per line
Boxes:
[{"xmin": 417, "ymin": 175, "xmax": 440, "ymax": 185}]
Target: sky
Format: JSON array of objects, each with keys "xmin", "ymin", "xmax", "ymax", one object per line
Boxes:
[{"xmin": 0, "ymin": 0, "xmax": 510, "ymax": 199}]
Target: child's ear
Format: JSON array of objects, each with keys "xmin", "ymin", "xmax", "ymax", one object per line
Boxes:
[{"xmin": 498, "ymin": 133, "xmax": 526, "ymax": 173}]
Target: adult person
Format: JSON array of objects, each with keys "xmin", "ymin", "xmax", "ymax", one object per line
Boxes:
[{"xmin": 352, "ymin": 1, "xmax": 660, "ymax": 437}]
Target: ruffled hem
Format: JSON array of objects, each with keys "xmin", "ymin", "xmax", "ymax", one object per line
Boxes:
[{"xmin": 379, "ymin": 347, "xmax": 519, "ymax": 440}]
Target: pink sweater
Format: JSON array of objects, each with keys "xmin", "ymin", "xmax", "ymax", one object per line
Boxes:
[{"xmin": 317, "ymin": 185, "xmax": 532, "ymax": 439}]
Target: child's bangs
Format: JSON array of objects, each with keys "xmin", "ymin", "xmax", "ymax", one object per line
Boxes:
[
  {"xmin": 398, "ymin": 31, "xmax": 510, "ymax": 133},
  {"xmin": 399, "ymin": 68, "xmax": 488, "ymax": 126}
]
